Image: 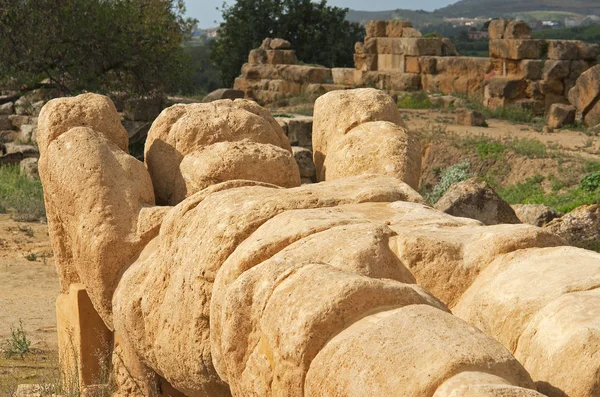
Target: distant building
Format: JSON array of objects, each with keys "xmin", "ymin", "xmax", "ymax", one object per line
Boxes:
[
  {"xmin": 468, "ymin": 30, "xmax": 489, "ymax": 40},
  {"xmin": 444, "ymin": 17, "xmax": 489, "ymax": 28},
  {"xmin": 565, "ymin": 18, "xmax": 583, "ymax": 28}
]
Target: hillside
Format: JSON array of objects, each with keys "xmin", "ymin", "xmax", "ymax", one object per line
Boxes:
[
  {"xmin": 435, "ymin": 0, "xmax": 600, "ymax": 18},
  {"xmin": 347, "ymin": 0, "xmax": 600, "ymax": 27}
]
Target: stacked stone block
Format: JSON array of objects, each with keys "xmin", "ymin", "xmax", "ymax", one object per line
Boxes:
[
  {"xmin": 234, "ymin": 38, "xmax": 342, "ymax": 104},
  {"xmin": 485, "ymin": 20, "xmax": 599, "ymax": 115}
]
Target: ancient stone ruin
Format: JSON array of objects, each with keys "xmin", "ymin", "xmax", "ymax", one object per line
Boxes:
[
  {"xmin": 235, "ymin": 19, "xmax": 600, "ymax": 118},
  {"xmin": 38, "ymin": 89, "xmax": 600, "ymax": 397}
]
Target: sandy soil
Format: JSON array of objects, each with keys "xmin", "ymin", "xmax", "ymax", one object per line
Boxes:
[{"xmin": 0, "ymin": 215, "xmax": 59, "ymax": 390}]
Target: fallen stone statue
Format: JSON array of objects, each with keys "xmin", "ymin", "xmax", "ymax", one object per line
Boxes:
[{"xmin": 37, "ymin": 89, "xmax": 599, "ymax": 397}]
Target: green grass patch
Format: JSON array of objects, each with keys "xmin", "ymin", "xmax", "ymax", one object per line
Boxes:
[
  {"xmin": 505, "ymin": 137, "xmax": 547, "ymax": 159},
  {"xmin": 476, "ymin": 141, "xmax": 506, "ymax": 160},
  {"xmin": 498, "ymin": 174, "xmax": 600, "ymax": 213},
  {"xmin": 0, "ymin": 165, "xmax": 45, "ymax": 222},
  {"xmin": 397, "ymin": 92, "xmax": 439, "ymax": 110}
]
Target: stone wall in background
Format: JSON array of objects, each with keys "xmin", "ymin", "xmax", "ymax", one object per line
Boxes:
[{"xmin": 235, "ymin": 20, "xmax": 600, "ymax": 117}]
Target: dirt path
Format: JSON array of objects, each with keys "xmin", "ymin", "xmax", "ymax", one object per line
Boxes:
[
  {"xmin": 0, "ymin": 215, "xmax": 59, "ymax": 391},
  {"xmin": 403, "ymin": 108, "xmax": 600, "ymax": 157}
]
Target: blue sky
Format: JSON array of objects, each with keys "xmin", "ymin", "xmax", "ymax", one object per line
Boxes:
[{"xmin": 186, "ymin": 0, "xmax": 457, "ymax": 28}]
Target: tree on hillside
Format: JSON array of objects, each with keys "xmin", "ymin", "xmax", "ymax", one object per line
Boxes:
[
  {"xmin": 211, "ymin": 0, "xmax": 364, "ymax": 86},
  {"xmin": 0, "ymin": 0, "xmax": 196, "ymax": 97}
]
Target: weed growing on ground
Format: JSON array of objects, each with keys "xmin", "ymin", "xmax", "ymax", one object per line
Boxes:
[
  {"xmin": 426, "ymin": 160, "xmax": 471, "ymax": 205},
  {"xmin": 2, "ymin": 320, "xmax": 31, "ymax": 359},
  {"xmin": 0, "ymin": 165, "xmax": 45, "ymax": 222},
  {"xmin": 397, "ymin": 92, "xmax": 440, "ymax": 110}
]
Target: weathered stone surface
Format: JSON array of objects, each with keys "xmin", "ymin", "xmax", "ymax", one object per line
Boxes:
[
  {"xmin": 322, "ymin": 121, "xmax": 421, "ymax": 190},
  {"xmin": 305, "ymin": 305, "xmax": 537, "ymax": 397},
  {"xmin": 489, "ymin": 39, "xmax": 543, "ymax": 60},
  {"xmin": 435, "ymin": 178, "xmax": 521, "ymax": 225},
  {"xmin": 202, "ymin": 89, "xmax": 245, "ymax": 103},
  {"xmin": 488, "ymin": 20, "xmax": 509, "ymax": 40},
  {"xmin": 515, "ymin": 288, "xmax": 600, "ymax": 397},
  {"xmin": 348, "ymin": 201, "xmax": 564, "ymax": 308},
  {"xmin": 548, "ymin": 40, "xmax": 579, "ymax": 60},
  {"xmin": 485, "ymin": 77, "xmax": 527, "ymax": 100},
  {"xmin": 112, "ymin": 175, "xmax": 425, "ymax": 397},
  {"xmin": 545, "ymin": 205, "xmax": 600, "ymax": 250},
  {"xmin": 576, "ymin": 41, "xmax": 600, "ymax": 60},
  {"xmin": 37, "ymin": 93, "xmax": 129, "ymax": 153},
  {"xmin": 546, "ymin": 103, "xmax": 576, "ymax": 129},
  {"xmin": 434, "ymin": 372, "xmax": 545, "ymax": 397},
  {"xmin": 41, "ymin": 127, "xmax": 155, "ymax": 328},
  {"xmin": 0, "ymin": 101, "xmax": 14, "ymax": 115},
  {"xmin": 269, "ymin": 38, "xmax": 291, "ymax": 50},
  {"xmin": 442, "ymin": 38, "xmax": 459, "ymax": 56},
  {"xmin": 504, "ymin": 21, "xmax": 533, "ymax": 39},
  {"xmin": 123, "ymin": 97, "xmax": 164, "ymax": 122},
  {"xmin": 144, "ymin": 100, "xmax": 291, "ymax": 205},
  {"xmin": 454, "ymin": 246, "xmax": 600, "ymax": 353},
  {"xmin": 568, "ymin": 65, "xmax": 600, "ymax": 126},
  {"xmin": 386, "ymin": 20, "xmax": 414, "ymax": 37},
  {"xmin": 19, "ymin": 157, "xmax": 39, "ymax": 180},
  {"xmin": 455, "ymin": 108, "xmax": 487, "ymax": 126},
  {"xmin": 365, "ymin": 20, "xmax": 387, "ymax": 38},
  {"xmin": 178, "ymin": 141, "xmax": 300, "ymax": 197},
  {"xmin": 354, "ymin": 53, "xmax": 378, "ymax": 71},
  {"xmin": 312, "ymin": 88, "xmax": 405, "ymax": 182},
  {"xmin": 512, "ymin": 204, "xmax": 563, "ymax": 227},
  {"xmin": 292, "ymin": 146, "xmax": 315, "ymax": 180}
]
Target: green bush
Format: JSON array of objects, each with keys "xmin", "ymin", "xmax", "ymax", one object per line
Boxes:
[
  {"xmin": 397, "ymin": 92, "xmax": 438, "ymax": 110},
  {"xmin": 427, "ymin": 160, "xmax": 471, "ymax": 204},
  {"xmin": 2, "ymin": 320, "xmax": 31, "ymax": 359},
  {"xmin": 580, "ymin": 170, "xmax": 600, "ymax": 192},
  {"xmin": 476, "ymin": 141, "xmax": 505, "ymax": 160},
  {"xmin": 0, "ymin": 165, "xmax": 45, "ymax": 222},
  {"xmin": 498, "ymin": 174, "xmax": 600, "ymax": 213}
]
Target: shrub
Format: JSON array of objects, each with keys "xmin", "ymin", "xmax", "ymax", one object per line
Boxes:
[
  {"xmin": 427, "ymin": 160, "xmax": 471, "ymax": 204},
  {"xmin": 2, "ymin": 320, "xmax": 31, "ymax": 359},
  {"xmin": 0, "ymin": 165, "xmax": 46, "ymax": 222},
  {"xmin": 580, "ymin": 170, "xmax": 600, "ymax": 192},
  {"xmin": 476, "ymin": 141, "xmax": 505, "ymax": 160},
  {"xmin": 397, "ymin": 92, "xmax": 438, "ymax": 110}
]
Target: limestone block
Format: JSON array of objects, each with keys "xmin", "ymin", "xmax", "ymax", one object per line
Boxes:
[
  {"xmin": 485, "ymin": 77, "xmax": 527, "ymax": 100},
  {"xmin": 312, "ymin": 88, "xmax": 405, "ymax": 181},
  {"xmin": 401, "ymin": 38, "xmax": 443, "ymax": 56},
  {"xmin": 178, "ymin": 141, "xmax": 300, "ymax": 197},
  {"xmin": 365, "ymin": 20, "xmax": 387, "ymax": 38},
  {"xmin": 377, "ymin": 53, "xmax": 405, "ymax": 70},
  {"xmin": 455, "ymin": 108, "xmax": 487, "ymax": 127},
  {"xmin": 546, "ymin": 103, "xmax": 576, "ymax": 129},
  {"xmin": 504, "ymin": 21, "xmax": 532, "ymax": 39},
  {"xmin": 548, "ymin": 40, "xmax": 579, "ymax": 60},
  {"xmin": 305, "ymin": 305, "xmax": 537, "ymax": 397},
  {"xmin": 576, "ymin": 41, "xmax": 600, "ymax": 60},
  {"xmin": 112, "ymin": 175, "xmax": 424, "ymax": 396},
  {"xmin": 292, "ymin": 146, "xmax": 315, "ymax": 180},
  {"xmin": 322, "ymin": 121, "xmax": 421, "ymax": 190},
  {"xmin": 568, "ymin": 65, "xmax": 600, "ymax": 126},
  {"xmin": 354, "ymin": 53, "xmax": 377, "ymax": 71},
  {"xmin": 56, "ymin": 284, "xmax": 112, "ymax": 390},
  {"xmin": 512, "ymin": 204, "xmax": 563, "ymax": 227},
  {"xmin": 331, "ymin": 68, "xmax": 361, "ymax": 85},
  {"xmin": 435, "ymin": 178, "xmax": 521, "ymax": 225},
  {"xmin": 405, "ymin": 56, "xmax": 421, "ymax": 73},
  {"xmin": 144, "ymin": 100, "xmax": 291, "ymax": 205},
  {"xmin": 385, "ymin": 20, "xmax": 413, "ymax": 37},
  {"xmin": 420, "ymin": 57, "xmax": 438, "ymax": 74},
  {"xmin": 277, "ymin": 65, "xmax": 332, "ymax": 84},
  {"xmin": 488, "ymin": 20, "xmax": 509, "ymax": 40},
  {"xmin": 269, "ymin": 38, "xmax": 291, "ymax": 50},
  {"xmin": 401, "ymin": 27, "xmax": 423, "ymax": 38},
  {"xmin": 454, "ymin": 246, "xmax": 600, "ymax": 352},
  {"xmin": 378, "ymin": 71, "xmax": 422, "ymax": 91},
  {"xmin": 515, "ymin": 289, "xmax": 600, "ymax": 397},
  {"xmin": 489, "ymin": 39, "xmax": 544, "ymax": 60}
]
